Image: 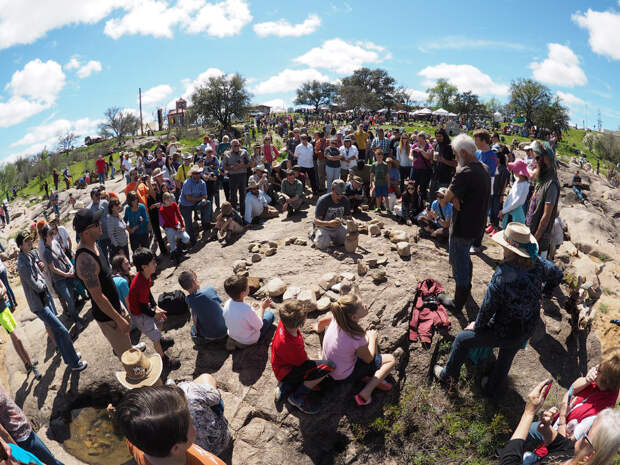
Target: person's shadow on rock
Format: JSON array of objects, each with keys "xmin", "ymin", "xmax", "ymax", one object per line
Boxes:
[
  {"xmin": 231, "ymin": 326, "xmax": 275, "ymax": 386},
  {"xmin": 193, "ymin": 340, "xmax": 230, "ymax": 377}
]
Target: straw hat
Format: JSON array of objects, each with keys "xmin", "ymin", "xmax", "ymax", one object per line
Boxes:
[
  {"xmin": 151, "ymin": 168, "xmax": 164, "ymax": 178},
  {"xmin": 182, "ymin": 152, "xmax": 193, "ymax": 160},
  {"xmin": 491, "ymin": 222, "xmax": 538, "ymax": 258},
  {"xmin": 272, "ymin": 160, "xmax": 281, "ymax": 169},
  {"xmin": 188, "ymin": 165, "xmax": 203, "ymax": 175},
  {"xmin": 115, "ymin": 348, "xmax": 163, "ymax": 389},
  {"xmin": 253, "ymin": 164, "xmax": 266, "ymax": 172}
]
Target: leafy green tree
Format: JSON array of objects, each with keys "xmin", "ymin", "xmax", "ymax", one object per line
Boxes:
[
  {"xmin": 535, "ymin": 97, "xmax": 570, "ymax": 135},
  {"xmin": 295, "ymin": 80, "xmax": 338, "ymax": 112},
  {"xmin": 593, "ymin": 133, "xmax": 620, "ymax": 163},
  {"xmin": 453, "ymin": 91, "xmax": 483, "ymax": 117},
  {"xmin": 426, "ymin": 78, "xmax": 458, "ymax": 110},
  {"xmin": 190, "ymin": 74, "xmax": 251, "ymax": 130},
  {"xmin": 99, "ymin": 107, "xmax": 140, "ymax": 146},
  {"xmin": 337, "ymin": 68, "xmax": 398, "ymax": 111},
  {"xmin": 509, "ymin": 79, "xmax": 549, "ymax": 127}
]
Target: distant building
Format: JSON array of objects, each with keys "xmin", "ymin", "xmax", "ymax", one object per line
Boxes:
[
  {"xmin": 168, "ymin": 98, "xmax": 187, "ymax": 127},
  {"xmin": 247, "ymin": 105, "xmax": 271, "ymax": 116}
]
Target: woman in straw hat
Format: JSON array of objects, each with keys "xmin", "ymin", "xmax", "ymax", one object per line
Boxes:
[{"xmin": 434, "ymin": 222, "xmax": 562, "ymax": 398}]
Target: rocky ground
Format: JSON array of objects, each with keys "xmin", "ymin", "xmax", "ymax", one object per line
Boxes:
[{"xmin": 0, "ymin": 156, "xmax": 618, "ymax": 465}]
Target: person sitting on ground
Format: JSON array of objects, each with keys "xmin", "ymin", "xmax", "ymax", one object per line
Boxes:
[
  {"xmin": 178, "ymin": 270, "xmax": 228, "ymax": 346},
  {"xmin": 349, "ymin": 159, "xmax": 372, "ymax": 203},
  {"xmin": 115, "ymin": 384, "xmax": 227, "ymax": 465},
  {"xmin": 0, "ymin": 280, "xmax": 41, "ymax": 380},
  {"xmin": 345, "ymin": 176, "xmax": 364, "ymax": 213},
  {"xmin": 213, "ymin": 201, "xmax": 244, "ymax": 243},
  {"xmin": 159, "ymin": 192, "xmax": 190, "ymax": 263},
  {"xmin": 270, "ymin": 161, "xmax": 284, "ymax": 191},
  {"xmin": 417, "ymin": 187, "xmax": 452, "ymax": 240},
  {"xmin": 399, "ymin": 181, "xmax": 425, "ymax": 226},
  {"xmin": 280, "ymin": 169, "xmax": 305, "ymax": 216},
  {"xmin": 499, "ymin": 159, "xmax": 530, "ymax": 228},
  {"xmin": 523, "ymin": 348, "xmax": 620, "ymax": 463},
  {"xmin": 370, "ymin": 149, "xmax": 389, "ymax": 213},
  {"xmin": 497, "ymin": 380, "xmax": 620, "ymax": 465},
  {"xmin": 571, "ymin": 170, "xmax": 586, "ymax": 202},
  {"xmin": 128, "ymin": 248, "xmax": 181, "ymax": 370},
  {"xmin": 244, "ymin": 179, "xmax": 277, "ymax": 225},
  {"xmin": 271, "ymin": 299, "xmax": 335, "ymax": 415},
  {"xmin": 222, "ymin": 275, "xmax": 275, "ymax": 350},
  {"xmin": 434, "ymin": 223, "xmax": 562, "ymax": 398},
  {"xmin": 313, "ymin": 179, "xmax": 351, "ymax": 250},
  {"xmin": 316, "ymin": 294, "xmax": 398, "ymax": 406},
  {"xmin": 249, "ymin": 164, "xmax": 279, "ymax": 207}
]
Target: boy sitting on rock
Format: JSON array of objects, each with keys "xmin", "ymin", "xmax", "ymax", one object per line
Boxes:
[
  {"xmin": 222, "ymin": 275, "xmax": 275, "ymax": 350},
  {"xmin": 178, "ymin": 270, "xmax": 228, "ymax": 346},
  {"xmin": 271, "ymin": 299, "xmax": 335, "ymax": 415}
]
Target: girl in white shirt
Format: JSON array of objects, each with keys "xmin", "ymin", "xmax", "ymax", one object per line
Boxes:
[{"xmin": 499, "ymin": 159, "xmax": 530, "ymax": 228}]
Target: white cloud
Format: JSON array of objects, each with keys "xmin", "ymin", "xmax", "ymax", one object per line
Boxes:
[
  {"xmin": 418, "ymin": 63, "xmax": 509, "ymax": 96},
  {"xmin": 0, "ymin": 59, "xmax": 66, "ymax": 127},
  {"xmin": 0, "ymin": 0, "xmax": 124, "ymax": 50},
  {"xmin": 529, "ymin": 44, "xmax": 587, "ymax": 87},
  {"xmin": 252, "ymin": 68, "xmax": 330, "ymax": 94},
  {"xmin": 259, "ymin": 98, "xmax": 288, "ymax": 112},
  {"xmin": 105, "ymin": 0, "xmax": 252, "ymax": 40},
  {"xmin": 65, "ymin": 57, "xmax": 81, "ymax": 70},
  {"xmin": 294, "ymin": 38, "xmax": 389, "ymax": 74},
  {"xmin": 179, "ymin": 67, "xmax": 225, "ymax": 102},
  {"xmin": 253, "ymin": 13, "xmax": 321, "ymax": 37},
  {"xmin": 419, "ymin": 37, "xmax": 527, "ymax": 52},
  {"xmin": 6, "ymin": 116, "xmax": 103, "ymax": 162},
  {"xmin": 572, "ymin": 6, "xmax": 620, "ymax": 60},
  {"xmin": 404, "ymin": 88, "xmax": 429, "ymax": 103},
  {"xmin": 76, "ymin": 60, "xmax": 102, "ymax": 78},
  {"xmin": 141, "ymin": 84, "xmax": 173, "ymax": 105},
  {"xmin": 556, "ymin": 91, "xmax": 586, "ymax": 105}
]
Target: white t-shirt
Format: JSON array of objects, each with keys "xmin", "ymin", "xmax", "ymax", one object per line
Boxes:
[
  {"xmin": 122, "ymin": 158, "xmax": 132, "ymax": 173},
  {"xmin": 294, "ymin": 143, "xmax": 314, "ymax": 168},
  {"xmin": 223, "ymin": 299, "xmax": 263, "ymax": 345},
  {"xmin": 339, "ymin": 145, "xmax": 358, "ymax": 170},
  {"xmin": 55, "ymin": 225, "xmax": 71, "ymax": 252}
]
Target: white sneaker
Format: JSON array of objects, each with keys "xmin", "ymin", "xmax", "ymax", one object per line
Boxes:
[
  {"xmin": 72, "ymin": 360, "xmax": 88, "ymax": 372},
  {"xmin": 132, "ymin": 342, "xmax": 147, "ymax": 352}
]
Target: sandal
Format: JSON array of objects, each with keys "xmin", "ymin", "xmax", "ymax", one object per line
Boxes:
[
  {"xmin": 354, "ymin": 393, "xmax": 371, "ymax": 406},
  {"xmin": 361, "ymin": 376, "xmax": 393, "ymax": 391}
]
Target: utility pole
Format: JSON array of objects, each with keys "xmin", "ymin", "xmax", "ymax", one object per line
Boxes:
[{"xmin": 139, "ymin": 88, "xmax": 144, "ymax": 136}]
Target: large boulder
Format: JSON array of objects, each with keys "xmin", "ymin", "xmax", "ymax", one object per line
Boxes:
[
  {"xmin": 297, "ymin": 289, "xmax": 317, "ymax": 312},
  {"xmin": 282, "ymin": 286, "xmax": 301, "ymax": 300},
  {"xmin": 266, "ymin": 278, "xmax": 287, "ymax": 297},
  {"xmin": 389, "ymin": 230, "xmax": 408, "ymax": 243},
  {"xmin": 319, "ymin": 272, "xmax": 341, "ymax": 290},
  {"xmin": 397, "ymin": 242, "xmax": 411, "ymax": 257}
]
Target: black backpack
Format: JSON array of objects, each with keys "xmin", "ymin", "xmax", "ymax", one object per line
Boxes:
[{"xmin": 157, "ymin": 290, "xmax": 189, "ymax": 316}]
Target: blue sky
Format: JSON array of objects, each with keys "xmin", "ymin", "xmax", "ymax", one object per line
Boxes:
[{"xmin": 1, "ymin": 0, "xmax": 619, "ymax": 163}]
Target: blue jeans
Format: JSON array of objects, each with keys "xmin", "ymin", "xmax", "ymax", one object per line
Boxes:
[
  {"xmin": 441, "ymin": 329, "xmax": 524, "ymax": 395},
  {"xmin": 260, "ymin": 310, "xmax": 275, "ymax": 339},
  {"xmin": 0, "ymin": 268, "xmax": 16, "ymax": 307},
  {"xmin": 572, "ymin": 185, "xmax": 584, "ymax": 201},
  {"xmin": 34, "ymin": 304, "xmax": 81, "ymax": 368},
  {"xmin": 448, "ymin": 235, "xmax": 474, "ymax": 287},
  {"xmin": 98, "ymin": 173, "xmax": 105, "ymax": 184},
  {"xmin": 97, "ymin": 237, "xmax": 112, "ymax": 263},
  {"xmin": 110, "ymin": 166, "xmax": 116, "ymax": 178},
  {"xmin": 489, "ymin": 194, "xmax": 501, "ymax": 228},
  {"xmin": 325, "ymin": 166, "xmax": 340, "ymax": 193},
  {"xmin": 125, "ymin": 173, "xmax": 131, "ymax": 185},
  {"xmin": 17, "ymin": 430, "xmax": 65, "ymax": 465},
  {"xmin": 54, "ymin": 279, "xmax": 78, "ymax": 324},
  {"xmin": 180, "ymin": 202, "xmax": 212, "ymax": 244}
]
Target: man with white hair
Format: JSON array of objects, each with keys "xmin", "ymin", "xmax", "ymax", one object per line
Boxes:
[{"xmin": 438, "ymin": 134, "xmax": 490, "ymax": 313}]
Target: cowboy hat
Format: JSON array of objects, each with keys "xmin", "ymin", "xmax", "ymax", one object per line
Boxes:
[
  {"xmin": 491, "ymin": 222, "xmax": 538, "ymax": 259},
  {"xmin": 115, "ymin": 348, "xmax": 163, "ymax": 389},
  {"xmin": 182, "ymin": 152, "xmax": 193, "ymax": 160},
  {"xmin": 271, "ymin": 160, "xmax": 281, "ymax": 169},
  {"xmin": 247, "ymin": 179, "xmax": 259, "ymax": 189},
  {"xmin": 253, "ymin": 164, "xmax": 267, "ymax": 172},
  {"xmin": 188, "ymin": 165, "xmax": 203, "ymax": 175},
  {"xmin": 151, "ymin": 168, "xmax": 164, "ymax": 178}
]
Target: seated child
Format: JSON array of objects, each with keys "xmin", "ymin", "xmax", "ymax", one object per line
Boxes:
[
  {"xmin": 128, "ymin": 248, "xmax": 180, "ymax": 370},
  {"xmin": 398, "ymin": 181, "xmax": 424, "ymax": 225},
  {"xmin": 416, "ymin": 187, "xmax": 452, "ymax": 240},
  {"xmin": 317, "ymin": 294, "xmax": 398, "ymax": 406},
  {"xmin": 222, "ymin": 275, "xmax": 275, "ymax": 350},
  {"xmin": 271, "ymin": 300, "xmax": 335, "ymax": 415},
  {"xmin": 178, "ymin": 270, "xmax": 228, "ymax": 345},
  {"xmin": 115, "ymin": 385, "xmax": 226, "ymax": 465},
  {"xmin": 213, "ymin": 201, "xmax": 244, "ymax": 243},
  {"xmin": 159, "ymin": 192, "xmax": 190, "ymax": 262},
  {"xmin": 345, "ymin": 176, "xmax": 364, "ymax": 213}
]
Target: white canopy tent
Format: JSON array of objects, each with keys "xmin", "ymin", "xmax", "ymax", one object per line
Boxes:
[
  {"xmin": 376, "ymin": 108, "xmax": 388, "ymax": 114},
  {"xmin": 432, "ymin": 108, "xmax": 449, "ymax": 116},
  {"xmin": 414, "ymin": 108, "xmax": 432, "ymax": 115},
  {"xmin": 447, "ymin": 112, "xmax": 458, "ymax": 117}
]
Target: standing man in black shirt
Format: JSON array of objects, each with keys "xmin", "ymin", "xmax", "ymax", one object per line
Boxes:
[{"xmin": 438, "ymin": 134, "xmax": 490, "ymax": 313}]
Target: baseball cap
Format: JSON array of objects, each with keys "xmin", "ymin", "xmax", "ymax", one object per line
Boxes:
[
  {"xmin": 332, "ymin": 179, "xmax": 346, "ymax": 195},
  {"xmin": 15, "ymin": 231, "xmax": 32, "ymax": 248},
  {"xmin": 73, "ymin": 208, "xmax": 104, "ymax": 234}
]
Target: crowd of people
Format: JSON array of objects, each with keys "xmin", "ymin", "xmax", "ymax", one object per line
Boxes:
[{"xmin": 0, "ymin": 116, "xmax": 618, "ymax": 465}]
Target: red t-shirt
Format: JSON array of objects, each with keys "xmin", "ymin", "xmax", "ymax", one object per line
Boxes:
[
  {"xmin": 96, "ymin": 158, "xmax": 106, "ymax": 174},
  {"xmin": 567, "ymin": 382, "xmax": 619, "ymax": 423},
  {"xmin": 159, "ymin": 202, "xmax": 184, "ymax": 229},
  {"xmin": 270, "ymin": 321, "xmax": 308, "ymax": 381},
  {"xmin": 127, "ymin": 440, "xmax": 226, "ymax": 465},
  {"xmin": 128, "ymin": 272, "xmax": 151, "ymax": 316}
]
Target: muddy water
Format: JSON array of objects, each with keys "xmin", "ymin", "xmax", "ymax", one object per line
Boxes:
[{"xmin": 62, "ymin": 407, "xmax": 132, "ymax": 465}]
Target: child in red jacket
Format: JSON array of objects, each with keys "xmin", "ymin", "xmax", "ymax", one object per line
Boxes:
[
  {"xmin": 159, "ymin": 192, "xmax": 190, "ymax": 262},
  {"xmin": 271, "ymin": 299, "xmax": 334, "ymax": 415}
]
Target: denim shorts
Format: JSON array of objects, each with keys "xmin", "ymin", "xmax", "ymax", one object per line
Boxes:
[
  {"xmin": 131, "ymin": 313, "xmax": 162, "ymax": 342},
  {"xmin": 342, "ymin": 354, "xmax": 382, "ymax": 383},
  {"xmin": 374, "ymin": 185, "xmax": 388, "ymax": 197}
]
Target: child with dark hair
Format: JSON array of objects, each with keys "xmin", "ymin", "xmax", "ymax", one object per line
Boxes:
[
  {"xmin": 128, "ymin": 248, "xmax": 180, "ymax": 370},
  {"xmin": 271, "ymin": 299, "xmax": 335, "ymax": 414},
  {"xmin": 115, "ymin": 385, "xmax": 226, "ymax": 465},
  {"xmin": 222, "ymin": 275, "xmax": 274, "ymax": 350}
]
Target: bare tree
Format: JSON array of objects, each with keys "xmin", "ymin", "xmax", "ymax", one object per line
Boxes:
[
  {"xmin": 57, "ymin": 131, "xmax": 78, "ymax": 155},
  {"xmin": 98, "ymin": 107, "xmax": 140, "ymax": 146}
]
